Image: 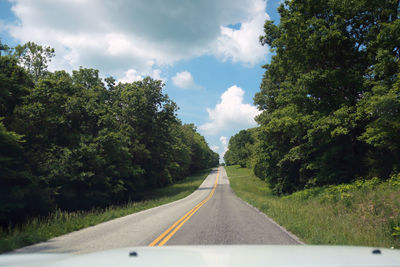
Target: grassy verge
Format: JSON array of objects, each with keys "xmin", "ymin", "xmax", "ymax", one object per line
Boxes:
[
  {"xmin": 0, "ymin": 169, "xmax": 210, "ymax": 253},
  {"xmin": 226, "ymin": 165, "xmax": 400, "ymax": 248}
]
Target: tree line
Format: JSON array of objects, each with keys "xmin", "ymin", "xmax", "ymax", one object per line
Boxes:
[
  {"xmin": 225, "ymin": 0, "xmax": 400, "ymax": 195},
  {"xmin": 0, "ymin": 42, "xmax": 219, "ymax": 226}
]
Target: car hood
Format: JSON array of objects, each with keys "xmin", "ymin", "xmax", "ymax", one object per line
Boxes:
[{"xmin": 1, "ymin": 245, "xmax": 400, "ymax": 267}]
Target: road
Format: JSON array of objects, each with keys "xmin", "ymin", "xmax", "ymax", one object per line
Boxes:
[{"xmin": 14, "ymin": 167, "xmax": 301, "ymax": 254}]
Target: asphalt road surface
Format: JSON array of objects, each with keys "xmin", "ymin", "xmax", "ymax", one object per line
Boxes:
[{"xmin": 14, "ymin": 167, "xmax": 301, "ymax": 254}]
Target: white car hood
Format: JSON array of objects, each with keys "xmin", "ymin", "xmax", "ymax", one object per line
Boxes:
[{"xmin": 1, "ymin": 245, "xmax": 400, "ymax": 267}]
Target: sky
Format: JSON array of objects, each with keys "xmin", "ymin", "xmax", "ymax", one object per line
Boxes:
[{"xmin": 0, "ymin": 0, "xmax": 282, "ymax": 162}]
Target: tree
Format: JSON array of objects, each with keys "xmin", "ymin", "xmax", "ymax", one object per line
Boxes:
[
  {"xmin": 253, "ymin": 0, "xmax": 400, "ymax": 194},
  {"xmin": 0, "ymin": 54, "xmax": 33, "ymax": 127},
  {"xmin": 14, "ymin": 42, "xmax": 55, "ymax": 82},
  {"xmin": 224, "ymin": 129, "xmax": 255, "ymax": 168},
  {"xmin": 0, "ymin": 40, "xmax": 11, "ymax": 56},
  {"xmin": 1, "ymin": 40, "xmax": 219, "ymax": 223},
  {"xmin": 0, "ymin": 121, "xmax": 51, "ymax": 225}
]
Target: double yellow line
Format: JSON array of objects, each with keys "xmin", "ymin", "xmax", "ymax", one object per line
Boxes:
[{"xmin": 148, "ymin": 168, "xmax": 220, "ymax": 246}]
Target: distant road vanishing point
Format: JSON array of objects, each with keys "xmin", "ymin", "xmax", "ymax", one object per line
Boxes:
[{"xmin": 14, "ymin": 167, "xmax": 301, "ymax": 254}]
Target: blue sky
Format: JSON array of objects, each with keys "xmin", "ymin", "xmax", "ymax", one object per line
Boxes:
[{"xmin": 0, "ymin": 0, "xmax": 282, "ymax": 161}]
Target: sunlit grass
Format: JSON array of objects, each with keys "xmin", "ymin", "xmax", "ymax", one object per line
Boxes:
[
  {"xmin": 226, "ymin": 165, "xmax": 400, "ymax": 248},
  {"xmin": 0, "ymin": 169, "xmax": 210, "ymax": 253}
]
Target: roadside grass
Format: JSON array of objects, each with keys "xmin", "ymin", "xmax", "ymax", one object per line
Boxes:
[
  {"xmin": 0, "ymin": 169, "xmax": 210, "ymax": 253},
  {"xmin": 226, "ymin": 165, "xmax": 400, "ymax": 248}
]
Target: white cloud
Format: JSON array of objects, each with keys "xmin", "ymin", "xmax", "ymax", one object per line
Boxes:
[
  {"xmin": 220, "ymin": 136, "xmax": 229, "ymax": 155},
  {"xmin": 118, "ymin": 68, "xmax": 166, "ymax": 84},
  {"xmin": 151, "ymin": 69, "xmax": 165, "ymax": 82},
  {"xmin": 220, "ymin": 136, "xmax": 228, "ymax": 147},
  {"xmin": 119, "ymin": 69, "xmax": 143, "ymax": 83},
  {"xmin": 199, "ymin": 85, "xmax": 260, "ymax": 135},
  {"xmin": 210, "ymin": 145, "xmax": 220, "ymax": 153},
  {"xmin": 210, "ymin": 136, "xmax": 229, "ymax": 162},
  {"xmin": 172, "ymin": 71, "xmax": 201, "ymax": 89},
  {"xmin": 214, "ymin": 0, "xmax": 269, "ymax": 65},
  {"xmin": 6, "ymin": 0, "xmax": 269, "ymax": 78}
]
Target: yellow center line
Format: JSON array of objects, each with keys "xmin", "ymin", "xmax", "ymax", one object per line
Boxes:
[{"xmin": 148, "ymin": 168, "xmax": 219, "ymax": 247}]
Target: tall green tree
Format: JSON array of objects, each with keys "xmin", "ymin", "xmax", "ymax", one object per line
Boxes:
[
  {"xmin": 0, "ymin": 121, "xmax": 51, "ymax": 225},
  {"xmin": 224, "ymin": 129, "xmax": 255, "ymax": 168},
  {"xmin": 1, "ymin": 40, "xmax": 219, "ymax": 224},
  {"xmin": 14, "ymin": 42, "xmax": 55, "ymax": 82},
  {"xmin": 0, "ymin": 48, "xmax": 51, "ymax": 225},
  {"xmin": 253, "ymin": 0, "xmax": 400, "ymax": 194},
  {"xmin": 0, "ymin": 54, "xmax": 33, "ymax": 126}
]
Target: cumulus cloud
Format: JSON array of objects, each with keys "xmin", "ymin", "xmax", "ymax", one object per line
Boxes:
[
  {"xmin": 210, "ymin": 145, "xmax": 220, "ymax": 153},
  {"xmin": 210, "ymin": 136, "xmax": 229, "ymax": 162},
  {"xmin": 220, "ymin": 136, "xmax": 229, "ymax": 155},
  {"xmin": 214, "ymin": 0, "xmax": 269, "ymax": 65},
  {"xmin": 220, "ymin": 136, "xmax": 228, "ymax": 147},
  {"xmin": 119, "ymin": 69, "xmax": 143, "ymax": 83},
  {"xmin": 172, "ymin": 71, "xmax": 201, "ymax": 89},
  {"xmin": 6, "ymin": 0, "xmax": 269, "ymax": 78},
  {"xmin": 119, "ymin": 68, "xmax": 166, "ymax": 83},
  {"xmin": 199, "ymin": 85, "xmax": 260, "ymax": 135}
]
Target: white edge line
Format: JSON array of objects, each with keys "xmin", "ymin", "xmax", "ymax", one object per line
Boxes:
[{"xmin": 223, "ymin": 168, "xmax": 305, "ymax": 245}]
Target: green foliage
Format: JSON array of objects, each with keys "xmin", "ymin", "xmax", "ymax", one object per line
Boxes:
[
  {"xmin": 0, "ymin": 53, "xmax": 51, "ymax": 225},
  {"xmin": 287, "ymin": 177, "xmax": 382, "ymax": 204},
  {"xmin": 0, "ymin": 170, "xmax": 209, "ymax": 253},
  {"xmin": 224, "ymin": 128, "xmax": 256, "ymax": 168},
  {"xmin": 0, "ymin": 41, "xmax": 218, "ymax": 226},
  {"xmin": 0, "ymin": 53, "xmax": 33, "ymax": 126},
  {"xmin": 247, "ymin": 0, "xmax": 400, "ymax": 194},
  {"xmin": 393, "ymin": 227, "xmax": 400, "ymax": 237},
  {"xmin": 184, "ymin": 124, "xmax": 219, "ymax": 172},
  {"xmin": 389, "ymin": 173, "xmax": 400, "ymax": 187},
  {"xmin": 13, "ymin": 42, "xmax": 55, "ymax": 82}
]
